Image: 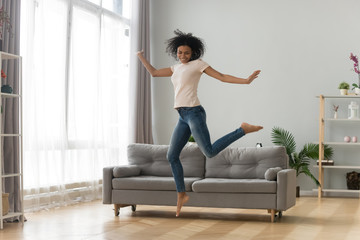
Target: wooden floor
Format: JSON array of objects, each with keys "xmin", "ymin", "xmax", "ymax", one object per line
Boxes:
[{"xmin": 1, "ymin": 197, "xmax": 360, "ymax": 240}]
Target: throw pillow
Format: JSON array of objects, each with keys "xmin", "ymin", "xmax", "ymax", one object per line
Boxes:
[
  {"xmin": 113, "ymin": 165, "xmax": 141, "ymax": 178},
  {"xmin": 265, "ymin": 167, "xmax": 282, "ymax": 181}
]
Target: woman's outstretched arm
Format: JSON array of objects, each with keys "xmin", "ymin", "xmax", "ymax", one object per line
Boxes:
[
  {"xmin": 204, "ymin": 66, "xmax": 261, "ymax": 84},
  {"xmin": 137, "ymin": 50, "xmax": 173, "ymax": 77}
]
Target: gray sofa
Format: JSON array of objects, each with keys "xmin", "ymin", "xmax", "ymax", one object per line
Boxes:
[{"xmin": 103, "ymin": 143, "xmax": 296, "ymax": 222}]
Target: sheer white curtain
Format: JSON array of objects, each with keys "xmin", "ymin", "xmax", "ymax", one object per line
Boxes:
[{"xmin": 20, "ymin": 0, "xmax": 130, "ymax": 211}]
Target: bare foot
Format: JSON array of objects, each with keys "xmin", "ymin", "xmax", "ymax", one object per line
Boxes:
[
  {"xmin": 241, "ymin": 122, "xmax": 263, "ymax": 134},
  {"xmin": 176, "ymin": 192, "xmax": 189, "ymax": 217}
]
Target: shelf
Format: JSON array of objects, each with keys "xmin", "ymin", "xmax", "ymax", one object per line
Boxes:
[
  {"xmin": 313, "ymin": 189, "xmax": 360, "ymax": 194},
  {"xmin": 0, "ymin": 52, "xmax": 23, "ymax": 229},
  {"xmin": 2, "ymin": 173, "xmax": 22, "ymax": 178},
  {"xmin": 325, "ymin": 118, "xmax": 360, "ymax": 122},
  {"xmin": 0, "ymin": 134, "xmax": 22, "ymax": 137},
  {"xmin": 0, "ymin": 93, "xmax": 21, "ymax": 98},
  {"xmin": 0, "ymin": 51, "xmax": 21, "ymax": 60},
  {"xmin": 1, "ymin": 212, "xmax": 24, "ymax": 219},
  {"xmin": 317, "ymin": 95, "xmax": 360, "ymax": 98},
  {"xmin": 314, "ymin": 165, "xmax": 360, "ymax": 169},
  {"xmin": 322, "ymin": 142, "xmax": 360, "ymax": 146},
  {"xmin": 317, "ymin": 94, "xmax": 360, "ymax": 199},
  {"xmin": 321, "ymin": 189, "xmax": 360, "ymax": 193}
]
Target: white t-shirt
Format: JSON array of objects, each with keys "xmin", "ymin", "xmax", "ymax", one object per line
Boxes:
[{"xmin": 170, "ymin": 59, "xmax": 210, "ymax": 108}]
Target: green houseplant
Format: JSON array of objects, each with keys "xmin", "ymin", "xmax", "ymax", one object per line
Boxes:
[
  {"xmin": 271, "ymin": 127, "xmax": 333, "ymax": 196},
  {"xmin": 338, "ymin": 81, "xmax": 350, "ymax": 95},
  {"xmin": 188, "ymin": 135, "xmax": 195, "ymax": 142}
]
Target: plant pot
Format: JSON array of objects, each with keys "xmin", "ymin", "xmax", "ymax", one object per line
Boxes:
[
  {"xmin": 296, "ymin": 186, "xmax": 300, "ymax": 197},
  {"xmin": 2, "ymin": 193, "xmax": 9, "ymax": 215},
  {"xmin": 355, "ymin": 88, "xmax": 360, "ymax": 95},
  {"xmin": 340, "ymin": 89, "xmax": 348, "ymax": 95}
]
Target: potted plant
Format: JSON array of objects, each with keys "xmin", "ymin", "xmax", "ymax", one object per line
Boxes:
[
  {"xmin": 352, "ymin": 83, "xmax": 360, "ymax": 95},
  {"xmin": 188, "ymin": 135, "xmax": 196, "ymax": 145},
  {"xmin": 271, "ymin": 126, "xmax": 333, "ymax": 197},
  {"xmin": 338, "ymin": 81, "xmax": 350, "ymax": 95},
  {"xmin": 1, "ymin": 69, "xmax": 12, "ymax": 93},
  {"xmin": 350, "ymin": 53, "xmax": 360, "ymax": 95}
]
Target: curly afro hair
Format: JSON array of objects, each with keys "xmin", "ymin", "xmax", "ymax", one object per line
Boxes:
[{"xmin": 166, "ymin": 29, "xmax": 205, "ymax": 61}]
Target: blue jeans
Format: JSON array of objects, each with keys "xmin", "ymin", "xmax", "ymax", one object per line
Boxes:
[{"xmin": 166, "ymin": 105, "xmax": 245, "ymax": 192}]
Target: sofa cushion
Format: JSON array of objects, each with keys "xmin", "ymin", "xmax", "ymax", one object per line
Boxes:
[
  {"xmin": 113, "ymin": 165, "xmax": 141, "ymax": 178},
  {"xmin": 112, "ymin": 176, "xmax": 202, "ymax": 192},
  {"xmin": 205, "ymin": 146, "xmax": 288, "ymax": 179},
  {"xmin": 127, "ymin": 143, "xmax": 205, "ymax": 177},
  {"xmin": 192, "ymin": 178, "xmax": 277, "ymax": 193},
  {"xmin": 265, "ymin": 167, "xmax": 283, "ymax": 181}
]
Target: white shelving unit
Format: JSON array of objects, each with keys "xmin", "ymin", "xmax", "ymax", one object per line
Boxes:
[
  {"xmin": 316, "ymin": 95, "xmax": 360, "ymax": 198},
  {"xmin": 0, "ymin": 52, "xmax": 23, "ymax": 229}
]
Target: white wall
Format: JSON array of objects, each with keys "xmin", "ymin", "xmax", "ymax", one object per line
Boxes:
[{"xmin": 149, "ymin": 0, "xmax": 360, "ymax": 191}]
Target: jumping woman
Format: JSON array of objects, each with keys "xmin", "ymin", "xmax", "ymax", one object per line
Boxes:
[{"xmin": 137, "ymin": 30, "xmax": 263, "ymax": 217}]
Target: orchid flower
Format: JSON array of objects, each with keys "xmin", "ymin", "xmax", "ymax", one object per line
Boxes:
[{"xmin": 350, "ymin": 53, "xmax": 360, "ymax": 74}]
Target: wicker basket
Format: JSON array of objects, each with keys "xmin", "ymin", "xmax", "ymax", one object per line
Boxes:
[
  {"xmin": 2, "ymin": 193, "xmax": 9, "ymax": 216},
  {"xmin": 346, "ymin": 171, "xmax": 360, "ymax": 190}
]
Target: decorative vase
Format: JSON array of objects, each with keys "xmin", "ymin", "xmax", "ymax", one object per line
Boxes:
[
  {"xmin": 340, "ymin": 89, "xmax": 348, "ymax": 95},
  {"xmin": 355, "ymin": 88, "xmax": 360, "ymax": 95},
  {"xmin": 2, "ymin": 193, "xmax": 9, "ymax": 215},
  {"xmin": 352, "ymin": 136, "xmax": 358, "ymax": 143},
  {"xmin": 348, "ymin": 101, "xmax": 359, "ymax": 119},
  {"xmin": 344, "ymin": 136, "xmax": 351, "ymax": 143},
  {"xmin": 334, "ymin": 112, "xmax": 338, "ymax": 119}
]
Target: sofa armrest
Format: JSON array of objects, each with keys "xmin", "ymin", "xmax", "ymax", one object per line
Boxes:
[
  {"xmin": 276, "ymin": 169, "xmax": 296, "ymax": 211},
  {"xmin": 103, "ymin": 165, "xmax": 141, "ymax": 204},
  {"xmin": 103, "ymin": 166, "xmax": 116, "ymax": 204}
]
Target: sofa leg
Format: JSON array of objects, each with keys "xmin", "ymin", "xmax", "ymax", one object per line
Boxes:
[
  {"xmin": 114, "ymin": 204, "xmax": 120, "ymax": 216},
  {"xmin": 270, "ymin": 209, "xmax": 276, "ymax": 222},
  {"xmin": 114, "ymin": 204, "xmax": 136, "ymax": 216},
  {"xmin": 267, "ymin": 209, "xmax": 281, "ymax": 222}
]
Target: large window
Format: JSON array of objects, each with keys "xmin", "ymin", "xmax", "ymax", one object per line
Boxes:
[{"xmin": 20, "ymin": 0, "xmax": 130, "ymax": 200}]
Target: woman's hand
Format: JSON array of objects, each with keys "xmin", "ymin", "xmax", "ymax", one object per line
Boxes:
[
  {"xmin": 247, "ymin": 70, "xmax": 261, "ymax": 84},
  {"xmin": 136, "ymin": 50, "xmax": 144, "ymax": 57}
]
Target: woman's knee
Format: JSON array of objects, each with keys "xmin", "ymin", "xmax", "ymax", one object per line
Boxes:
[
  {"xmin": 167, "ymin": 149, "xmax": 178, "ymax": 163},
  {"xmin": 202, "ymin": 149, "xmax": 216, "ymax": 158}
]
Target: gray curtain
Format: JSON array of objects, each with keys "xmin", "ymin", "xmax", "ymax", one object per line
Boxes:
[
  {"xmin": 1, "ymin": 0, "xmax": 21, "ymax": 221},
  {"xmin": 129, "ymin": 0, "xmax": 153, "ymax": 144}
]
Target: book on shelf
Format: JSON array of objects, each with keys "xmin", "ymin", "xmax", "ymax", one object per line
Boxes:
[{"xmin": 316, "ymin": 160, "xmax": 334, "ymax": 166}]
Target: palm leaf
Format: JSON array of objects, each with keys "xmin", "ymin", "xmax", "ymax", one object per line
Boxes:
[
  {"xmin": 298, "ymin": 166, "xmax": 321, "ymax": 186},
  {"xmin": 299, "ymin": 143, "xmax": 334, "ymax": 160},
  {"xmin": 323, "ymin": 144, "xmax": 334, "ymax": 160},
  {"xmin": 271, "ymin": 126, "xmax": 296, "ymax": 156},
  {"xmin": 299, "ymin": 143, "xmax": 319, "ymax": 159}
]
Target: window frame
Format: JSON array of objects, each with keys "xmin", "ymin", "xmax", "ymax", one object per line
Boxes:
[{"xmin": 65, "ymin": 0, "xmax": 130, "ymax": 149}]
